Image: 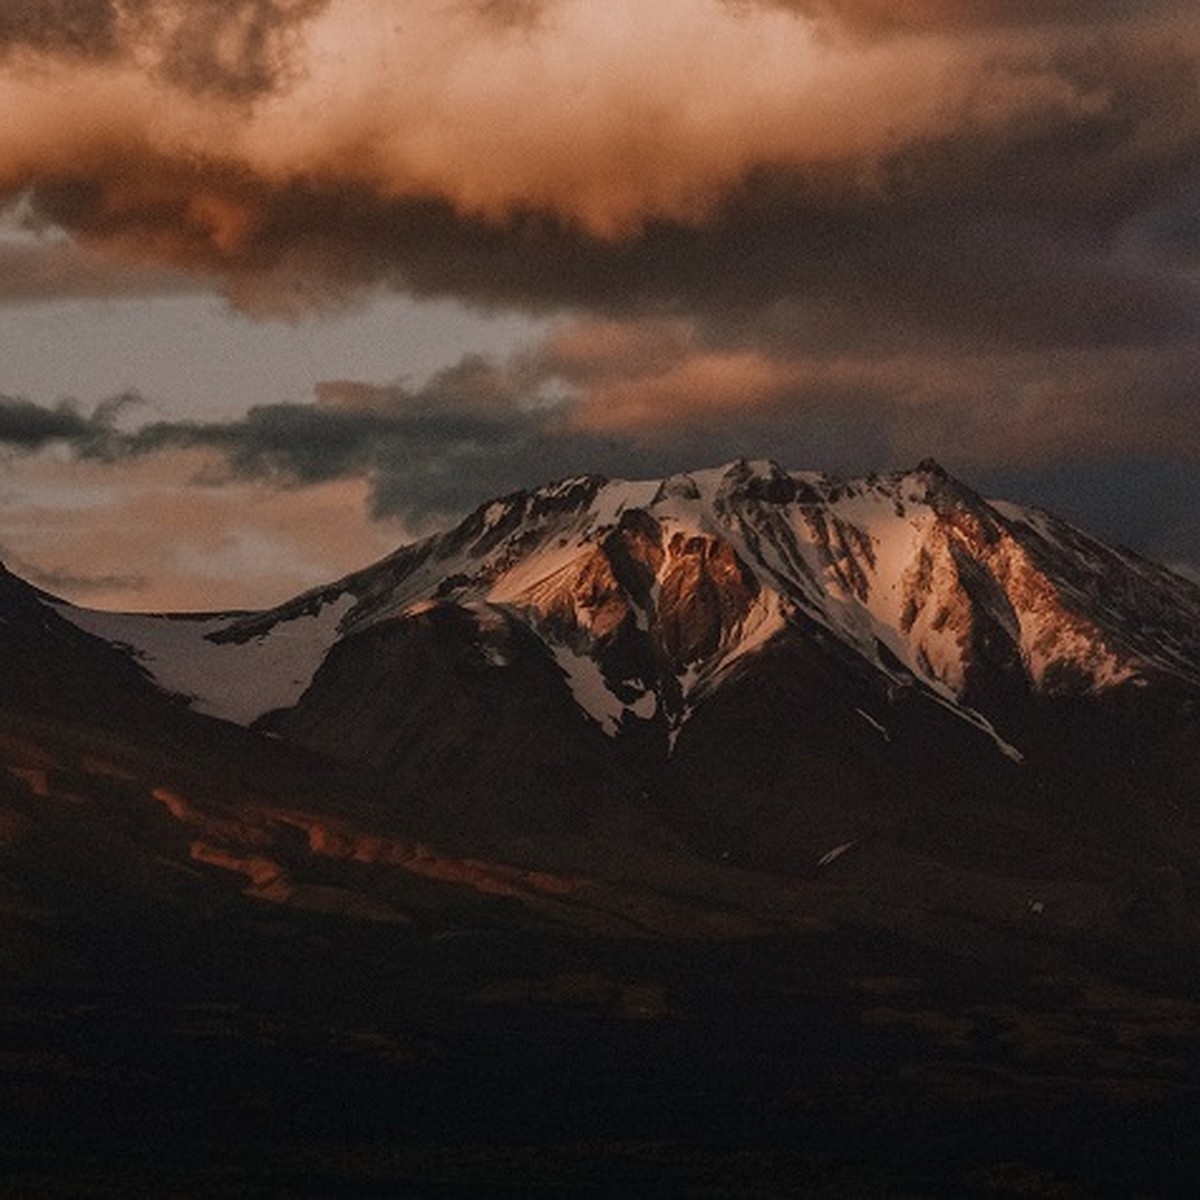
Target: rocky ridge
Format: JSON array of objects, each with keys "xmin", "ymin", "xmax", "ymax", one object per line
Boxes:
[{"xmin": 114, "ymin": 457, "xmax": 1197, "ymax": 741}]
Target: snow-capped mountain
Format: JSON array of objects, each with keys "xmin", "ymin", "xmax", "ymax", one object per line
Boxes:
[
  {"xmin": 56, "ymin": 458, "xmax": 1200, "ymax": 750},
  {"xmin": 41, "ymin": 457, "xmax": 1199, "ymax": 869}
]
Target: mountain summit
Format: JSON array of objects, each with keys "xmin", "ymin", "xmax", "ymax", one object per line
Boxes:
[{"xmin": 59, "ymin": 457, "xmax": 1200, "ymax": 737}]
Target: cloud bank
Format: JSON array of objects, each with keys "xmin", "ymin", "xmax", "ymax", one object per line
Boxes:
[
  {"xmin": 1, "ymin": 0, "xmax": 1196, "ymax": 321},
  {"xmin": 4, "ymin": 1, "xmax": 1198, "ymax": 434}
]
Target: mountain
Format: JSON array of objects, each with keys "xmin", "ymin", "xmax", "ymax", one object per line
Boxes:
[
  {"xmin": 58, "ymin": 458, "xmax": 1200, "ymax": 723},
  {"xmin": 50, "ymin": 458, "xmax": 1200, "ymax": 861},
  {"xmin": 3, "ymin": 458, "xmax": 1200, "ymax": 1194}
]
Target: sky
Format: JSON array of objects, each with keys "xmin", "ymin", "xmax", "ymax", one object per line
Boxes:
[{"xmin": 0, "ymin": 0, "xmax": 1198, "ymax": 610}]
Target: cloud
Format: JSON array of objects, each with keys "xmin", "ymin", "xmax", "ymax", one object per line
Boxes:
[
  {"xmin": 0, "ymin": 1, "xmax": 123, "ymax": 60},
  {"xmin": 528, "ymin": 317, "xmax": 1200, "ymax": 466},
  {"xmin": 0, "ymin": 2, "xmax": 330, "ymax": 97},
  {"xmin": 748, "ymin": 1, "xmax": 1193, "ymax": 36},
  {"xmin": 0, "ymin": 395, "xmax": 94, "ymax": 448},
  {"xmin": 0, "ymin": 237, "xmax": 197, "ymax": 304},
  {"xmin": 1, "ymin": 316, "xmax": 1196, "ymax": 520},
  {"xmin": 0, "ymin": 450, "xmax": 399, "ymax": 610},
  {"xmin": 0, "ymin": 0, "xmax": 1195, "ymax": 335},
  {"xmin": 0, "ymin": 363, "xmax": 564, "ymax": 526},
  {"xmin": 0, "ymin": 390, "xmax": 144, "ymax": 451}
]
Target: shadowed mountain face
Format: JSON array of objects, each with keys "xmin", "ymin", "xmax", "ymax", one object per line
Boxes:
[
  {"xmin": 3, "ymin": 460, "xmax": 1200, "ymax": 1193},
  {"xmin": 0, "ymin": 565, "xmax": 180, "ymax": 725}
]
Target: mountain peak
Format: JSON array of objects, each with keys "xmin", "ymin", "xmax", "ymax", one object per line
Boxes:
[
  {"xmin": 720, "ymin": 457, "xmax": 801, "ymax": 505},
  {"xmin": 915, "ymin": 456, "xmax": 949, "ymax": 478},
  {"xmin": 48, "ymin": 459, "xmax": 1200, "ymax": 760}
]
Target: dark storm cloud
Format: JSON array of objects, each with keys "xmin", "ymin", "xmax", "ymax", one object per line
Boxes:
[
  {"xmin": 0, "ymin": 391, "xmax": 149, "ymax": 458},
  {"xmin": 0, "ymin": 1, "xmax": 330, "ymax": 97},
  {"xmin": 150, "ymin": 0, "xmax": 330, "ymax": 100},
  {"xmin": 748, "ymin": 0, "xmax": 1192, "ymax": 35},
  {"xmin": 0, "ymin": 0, "xmax": 123, "ymax": 59},
  {"xmin": 126, "ymin": 399, "xmax": 549, "ymax": 522},
  {"xmin": 0, "ymin": 395, "xmax": 97, "ymax": 449},
  {"xmin": 0, "ymin": 364, "xmax": 579, "ymax": 526}
]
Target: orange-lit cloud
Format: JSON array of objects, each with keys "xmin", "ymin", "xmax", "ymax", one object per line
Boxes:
[
  {"xmin": 0, "ymin": 2, "xmax": 1100, "ymax": 232},
  {"xmin": 545, "ymin": 321, "xmax": 1200, "ymax": 468},
  {"xmin": 0, "ymin": 449, "xmax": 402, "ymax": 610},
  {"xmin": 2, "ymin": 0, "xmax": 1195, "ymax": 308}
]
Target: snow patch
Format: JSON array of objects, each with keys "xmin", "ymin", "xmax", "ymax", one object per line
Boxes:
[
  {"xmin": 550, "ymin": 644, "xmax": 624, "ymax": 736},
  {"xmin": 464, "ymin": 602, "xmax": 513, "ymax": 667},
  {"xmin": 487, "ymin": 532, "xmax": 592, "ymax": 604},
  {"xmin": 818, "ymin": 840, "xmax": 858, "ymax": 867},
  {"xmin": 589, "ymin": 478, "xmax": 660, "ymax": 528},
  {"xmin": 935, "ymin": 695, "xmax": 1024, "ymax": 763},
  {"xmin": 481, "ymin": 500, "xmax": 508, "ymax": 530},
  {"xmin": 55, "ymin": 593, "xmax": 355, "ymax": 725},
  {"xmin": 854, "ymin": 708, "xmax": 890, "ymax": 741}
]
